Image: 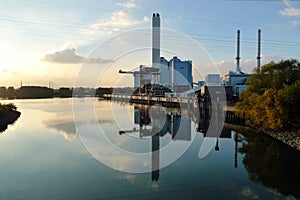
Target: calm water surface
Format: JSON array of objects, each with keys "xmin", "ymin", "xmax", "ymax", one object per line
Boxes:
[{"xmin": 0, "ymin": 98, "xmax": 299, "ymax": 200}]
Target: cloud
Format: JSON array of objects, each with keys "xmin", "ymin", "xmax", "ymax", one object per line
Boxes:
[
  {"xmin": 213, "ymin": 54, "xmax": 284, "ymax": 75},
  {"xmin": 279, "ymin": 1, "xmax": 300, "ymax": 27},
  {"xmin": 279, "ymin": 7, "xmax": 300, "ymax": 17},
  {"xmin": 43, "ymin": 42, "xmax": 113, "ymax": 64},
  {"xmin": 81, "ymin": 1, "xmax": 148, "ymax": 43},
  {"xmin": 88, "ymin": 11, "xmax": 149, "ymax": 35},
  {"xmin": 43, "ymin": 43, "xmax": 84, "ymax": 64},
  {"xmin": 118, "ymin": 174, "xmax": 137, "ymax": 184},
  {"xmin": 283, "ymin": 0, "xmax": 291, "ymax": 7},
  {"xmin": 45, "ymin": 120, "xmax": 77, "ymax": 141},
  {"xmin": 117, "ymin": 0, "xmax": 136, "ymax": 9},
  {"xmin": 289, "ymin": 20, "xmax": 300, "ymax": 27}
]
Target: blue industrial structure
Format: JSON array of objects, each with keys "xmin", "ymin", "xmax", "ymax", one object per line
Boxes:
[{"xmin": 159, "ymin": 56, "xmax": 193, "ymax": 93}]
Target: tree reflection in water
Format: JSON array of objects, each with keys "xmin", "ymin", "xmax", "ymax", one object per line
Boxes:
[{"xmin": 239, "ymin": 131, "xmax": 300, "ymax": 198}]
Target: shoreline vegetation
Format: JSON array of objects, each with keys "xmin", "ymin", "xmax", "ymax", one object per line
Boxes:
[
  {"xmin": 0, "ymin": 103, "xmax": 21, "ymax": 132},
  {"xmin": 235, "ymin": 59, "xmax": 300, "ymax": 151}
]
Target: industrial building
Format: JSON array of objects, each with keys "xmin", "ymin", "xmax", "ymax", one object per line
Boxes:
[
  {"xmin": 120, "ymin": 13, "xmax": 193, "ymax": 95},
  {"xmin": 158, "ymin": 56, "xmax": 193, "ymax": 93},
  {"xmin": 205, "ymin": 74, "xmax": 222, "ymax": 86},
  {"xmin": 223, "ymin": 29, "xmax": 262, "ymax": 99},
  {"xmin": 223, "ymin": 71, "xmax": 250, "ymax": 97},
  {"xmin": 119, "ymin": 13, "xmax": 262, "ymax": 102}
]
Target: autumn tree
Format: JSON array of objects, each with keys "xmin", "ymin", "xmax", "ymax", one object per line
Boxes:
[{"xmin": 235, "ymin": 59, "xmax": 300, "ymax": 131}]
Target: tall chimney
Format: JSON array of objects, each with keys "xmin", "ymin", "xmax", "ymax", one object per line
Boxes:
[
  {"xmin": 152, "ymin": 13, "xmax": 160, "ymax": 68},
  {"xmin": 257, "ymin": 29, "xmax": 261, "ymax": 71},
  {"xmin": 236, "ymin": 30, "xmax": 241, "ymax": 73}
]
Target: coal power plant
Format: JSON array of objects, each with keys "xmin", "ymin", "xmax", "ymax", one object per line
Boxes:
[
  {"xmin": 116, "ymin": 13, "xmax": 263, "ymax": 104},
  {"xmin": 119, "ymin": 13, "xmax": 194, "ymax": 95}
]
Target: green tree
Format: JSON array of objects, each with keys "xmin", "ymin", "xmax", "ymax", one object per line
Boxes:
[{"xmin": 236, "ymin": 59, "xmax": 300, "ymax": 131}]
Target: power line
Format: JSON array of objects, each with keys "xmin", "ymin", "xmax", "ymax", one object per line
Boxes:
[{"xmin": 0, "ymin": 12, "xmax": 299, "ymax": 52}]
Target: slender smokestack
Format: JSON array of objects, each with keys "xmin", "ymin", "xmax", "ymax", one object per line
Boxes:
[
  {"xmin": 152, "ymin": 13, "xmax": 160, "ymax": 67},
  {"xmin": 236, "ymin": 30, "xmax": 241, "ymax": 73},
  {"xmin": 257, "ymin": 29, "xmax": 261, "ymax": 71}
]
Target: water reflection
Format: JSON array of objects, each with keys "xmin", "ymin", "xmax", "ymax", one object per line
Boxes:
[
  {"xmin": 44, "ymin": 119, "xmax": 77, "ymax": 141},
  {"xmin": 119, "ymin": 105, "xmax": 192, "ymax": 181},
  {"xmin": 119, "ymin": 104, "xmax": 237, "ymax": 182},
  {"xmin": 120, "ymin": 105, "xmax": 191, "ymax": 140},
  {"xmin": 42, "ymin": 98, "xmax": 114, "ymax": 141},
  {"xmin": 239, "ymin": 131, "xmax": 300, "ymax": 198},
  {"xmin": 39, "ymin": 99, "xmax": 300, "ymax": 198},
  {"xmin": 119, "ymin": 103, "xmax": 299, "ymax": 199},
  {"xmin": 0, "ymin": 99, "xmax": 298, "ymax": 199}
]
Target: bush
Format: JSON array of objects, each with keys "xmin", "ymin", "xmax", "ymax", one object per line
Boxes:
[{"xmin": 235, "ymin": 59, "xmax": 300, "ymax": 131}]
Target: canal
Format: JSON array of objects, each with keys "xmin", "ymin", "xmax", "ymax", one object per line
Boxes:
[{"xmin": 0, "ymin": 98, "xmax": 299, "ymax": 199}]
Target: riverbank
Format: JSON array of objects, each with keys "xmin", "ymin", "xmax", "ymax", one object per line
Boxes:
[
  {"xmin": 225, "ymin": 123, "xmax": 300, "ymax": 151},
  {"xmin": 0, "ymin": 110, "xmax": 21, "ymax": 132},
  {"xmin": 267, "ymin": 131, "xmax": 300, "ymax": 151}
]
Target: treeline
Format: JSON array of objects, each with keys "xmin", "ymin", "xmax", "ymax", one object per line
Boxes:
[
  {"xmin": 0, "ymin": 86, "xmax": 54, "ymax": 99},
  {"xmin": 235, "ymin": 59, "xmax": 300, "ymax": 131},
  {"xmin": 0, "ymin": 86, "xmax": 134, "ymax": 99},
  {"xmin": 59, "ymin": 87, "xmax": 134, "ymax": 97}
]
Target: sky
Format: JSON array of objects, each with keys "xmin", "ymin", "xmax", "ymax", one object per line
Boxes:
[{"xmin": 0, "ymin": 0, "xmax": 300, "ymax": 88}]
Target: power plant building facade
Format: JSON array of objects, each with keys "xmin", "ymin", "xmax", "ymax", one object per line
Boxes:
[
  {"xmin": 131, "ymin": 13, "xmax": 193, "ymax": 94},
  {"xmin": 124, "ymin": 13, "xmax": 262, "ymax": 99},
  {"xmin": 158, "ymin": 56, "xmax": 193, "ymax": 93},
  {"xmin": 152, "ymin": 13, "xmax": 193, "ymax": 93},
  {"xmin": 133, "ymin": 56, "xmax": 193, "ymax": 93},
  {"xmin": 223, "ymin": 29, "xmax": 262, "ymax": 98}
]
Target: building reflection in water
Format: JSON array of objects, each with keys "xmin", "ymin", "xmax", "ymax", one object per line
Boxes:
[
  {"xmin": 119, "ymin": 105, "xmax": 192, "ymax": 182},
  {"xmin": 119, "ymin": 104, "xmax": 239, "ymax": 181}
]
